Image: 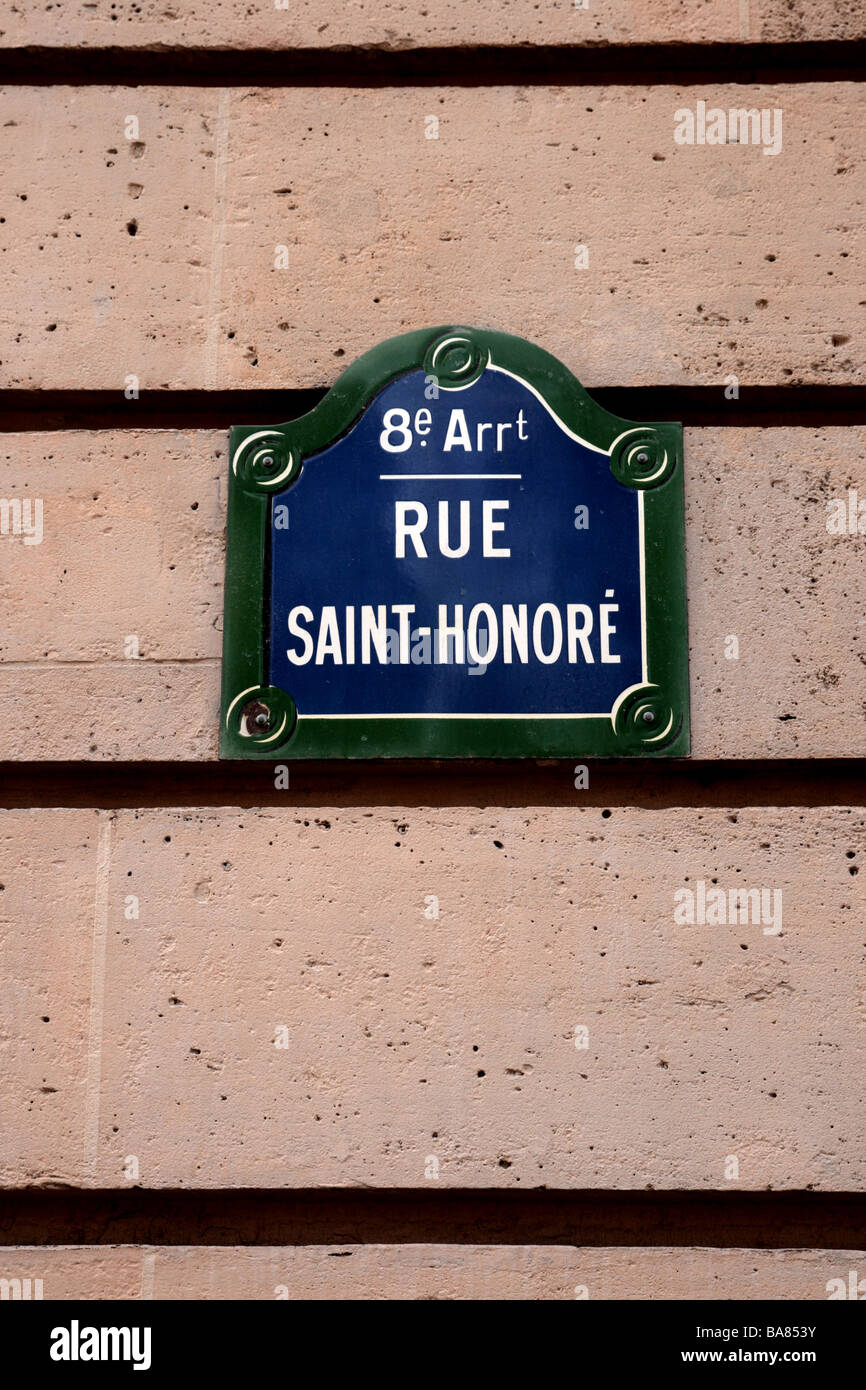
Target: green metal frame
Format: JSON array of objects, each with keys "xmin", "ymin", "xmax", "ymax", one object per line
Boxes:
[{"xmin": 220, "ymin": 325, "xmax": 690, "ymax": 759}]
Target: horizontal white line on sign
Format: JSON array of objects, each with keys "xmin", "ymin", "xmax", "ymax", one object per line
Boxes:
[
  {"xmin": 378, "ymin": 473, "xmax": 523, "ymax": 480},
  {"xmin": 297, "ymin": 712, "xmax": 605, "ymax": 720}
]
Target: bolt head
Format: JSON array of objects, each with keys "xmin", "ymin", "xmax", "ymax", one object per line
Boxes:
[
  {"xmin": 635, "ymin": 451, "xmax": 650, "ymax": 466},
  {"xmin": 241, "ymin": 698, "xmax": 271, "ymax": 733},
  {"xmin": 642, "ymin": 708, "xmax": 656, "ymax": 724}
]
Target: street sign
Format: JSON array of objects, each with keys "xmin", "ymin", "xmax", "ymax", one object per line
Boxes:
[{"xmin": 220, "ymin": 326, "xmax": 689, "ymax": 758}]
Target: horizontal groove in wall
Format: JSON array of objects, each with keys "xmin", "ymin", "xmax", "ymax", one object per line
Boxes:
[
  {"xmin": 0, "ymin": 761, "xmax": 862, "ymax": 810},
  {"xmin": 1, "ymin": 1189, "xmax": 864, "ymax": 1249},
  {"xmin": 1, "ymin": 388, "xmax": 866, "ymax": 432},
  {"xmin": 2, "ymin": 42, "xmax": 866, "ymax": 87}
]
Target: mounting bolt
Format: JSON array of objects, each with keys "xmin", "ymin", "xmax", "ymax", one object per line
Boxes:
[
  {"xmin": 259, "ymin": 454, "xmax": 278, "ymax": 472},
  {"xmin": 642, "ymin": 708, "xmax": 656, "ymax": 724},
  {"xmin": 241, "ymin": 699, "xmax": 271, "ymax": 733},
  {"xmin": 635, "ymin": 451, "xmax": 650, "ymax": 466}
]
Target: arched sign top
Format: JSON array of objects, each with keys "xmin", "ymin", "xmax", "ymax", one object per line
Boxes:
[{"xmin": 220, "ymin": 326, "xmax": 689, "ymax": 759}]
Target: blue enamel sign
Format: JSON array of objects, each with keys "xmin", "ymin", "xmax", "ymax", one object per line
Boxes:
[{"xmin": 220, "ymin": 327, "xmax": 689, "ymax": 759}]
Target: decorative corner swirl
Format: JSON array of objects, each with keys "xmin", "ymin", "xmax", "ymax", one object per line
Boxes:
[
  {"xmin": 225, "ymin": 684, "xmax": 298, "ymax": 748},
  {"xmin": 609, "ymin": 426, "xmax": 677, "ymax": 490},
  {"xmin": 231, "ymin": 429, "xmax": 299, "ymax": 495},
  {"xmin": 612, "ymin": 683, "xmax": 682, "ymax": 751},
  {"xmin": 423, "ymin": 331, "xmax": 489, "ymax": 391}
]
